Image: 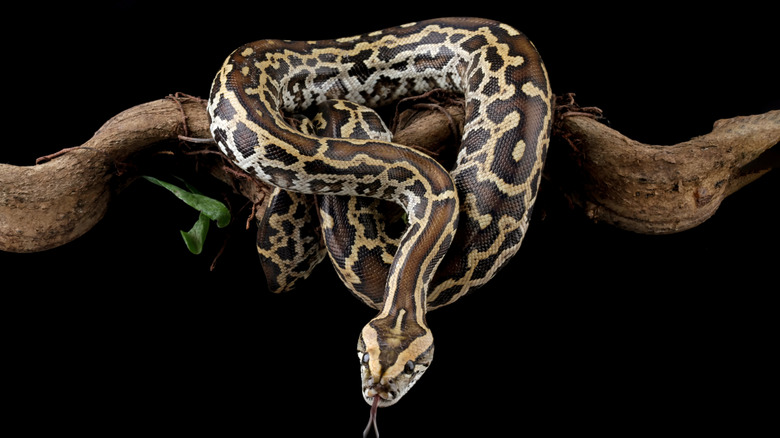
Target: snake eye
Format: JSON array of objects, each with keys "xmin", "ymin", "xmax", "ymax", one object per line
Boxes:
[
  {"xmin": 404, "ymin": 360, "xmax": 415, "ymax": 374},
  {"xmin": 362, "ymin": 352, "xmax": 370, "ymax": 364}
]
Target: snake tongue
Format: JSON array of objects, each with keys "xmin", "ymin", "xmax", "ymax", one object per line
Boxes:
[{"xmin": 363, "ymin": 394, "xmax": 381, "ymax": 438}]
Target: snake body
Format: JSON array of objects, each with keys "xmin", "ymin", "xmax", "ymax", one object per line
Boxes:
[{"xmin": 207, "ymin": 17, "xmax": 551, "ymax": 409}]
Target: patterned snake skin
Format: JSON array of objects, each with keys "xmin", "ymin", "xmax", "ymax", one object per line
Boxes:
[{"xmin": 207, "ymin": 17, "xmax": 552, "ymax": 412}]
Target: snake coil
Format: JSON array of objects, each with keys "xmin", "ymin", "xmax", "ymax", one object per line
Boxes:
[{"xmin": 207, "ymin": 17, "xmax": 551, "ymax": 415}]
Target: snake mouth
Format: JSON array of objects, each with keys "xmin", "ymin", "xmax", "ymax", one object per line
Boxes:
[{"xmin": 362, "ymin": 385, "xmax": 400, "ymax": 407}]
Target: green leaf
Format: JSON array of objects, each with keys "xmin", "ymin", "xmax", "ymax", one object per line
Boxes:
[
  {"xmin": 180, "ymin": 213, "xmax": 211, "ymax": 255},
  {"xmin": 142, "ymin": 175, "xmax": 232, "ymax": 254},
  {"xmin": 142, "ymin": 176, "xmax": 231, "ymax": 228}
]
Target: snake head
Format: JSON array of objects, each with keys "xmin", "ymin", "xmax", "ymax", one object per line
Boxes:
[{"xmin": 356, "ymin": 315, "xmax": 434, "ymax": 407}]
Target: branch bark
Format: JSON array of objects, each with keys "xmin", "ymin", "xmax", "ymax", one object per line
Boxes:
[
  {"xmin": 1, "ymin": 93, "xmax": 777, "ymax": 253},
  {"xmin": 551, "ymin": 105, "xmax": 779, "ymax": 234}
]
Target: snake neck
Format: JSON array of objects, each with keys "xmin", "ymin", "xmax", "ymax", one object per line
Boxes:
[
  {"xmin": 358, "ymin": 191, "xmax": 453, "ymax": 404},
  {"xmin": 363, "ymin": 305, "xmax": 431, "ymax": 367}
]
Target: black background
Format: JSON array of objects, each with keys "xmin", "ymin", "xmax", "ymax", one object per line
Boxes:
[{"xmin": 2, "ymin": 2, "xmax": 776, "ymax": 436}]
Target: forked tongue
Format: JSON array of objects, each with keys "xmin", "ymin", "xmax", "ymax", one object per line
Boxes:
[{"xmin": 362, "ymin": 394, "xmax": 381, "ymax": 438}]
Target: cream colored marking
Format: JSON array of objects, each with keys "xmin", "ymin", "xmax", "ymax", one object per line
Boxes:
[
  {"xmin": 465, "ymin": 193, "xmax": 492, "ymax": 229},
  {"xmin": 513, "ymin": 139, "xmax": 527, "ymax": 162},
  {"xmin": 361, "ymin": 324, "xmax": 382, "ymax": 381},
  {"xmin": 499, "ymin": 22, "xmax": 521, "ymax": 36},
  {"xmin": 521, "ymin": 81, "xmax": 546, "ymax": 99},
  {"xmin": 391, "ymin": 309, "xmax": 406, "ymax": 334},
  {"xmin": 319, "ymin": 209, "xmax": 334, "ymax": 230},
  {"xmin": 336, "ymin": 35, "xmax": 361, "ymax": 43},
  {"xmin": 311, "ymin": 112, "xmax": 328, "ymax": 132}
]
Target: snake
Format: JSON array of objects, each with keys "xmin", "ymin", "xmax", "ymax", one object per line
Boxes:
[{"xmin": 206, "ymin": 16, "xmax": 552, "ymax": 434}]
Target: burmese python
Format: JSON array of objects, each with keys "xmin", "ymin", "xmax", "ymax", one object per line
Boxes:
[{"xmin": 207, "ymin": 16, "xmax": 551, "ymax": 434}]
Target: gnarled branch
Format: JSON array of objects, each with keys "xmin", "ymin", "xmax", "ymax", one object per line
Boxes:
[{"xmin": 553, "ymin": 106, "xmax": 779, "ymax": 234}]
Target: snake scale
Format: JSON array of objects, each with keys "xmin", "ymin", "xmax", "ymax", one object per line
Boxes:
[{"xmin": 207, "ymin": 16, "xmax": 551, "ymax": 432}]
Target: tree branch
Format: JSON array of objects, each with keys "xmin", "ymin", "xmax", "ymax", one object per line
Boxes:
[
  {"xmin": 554, "ymin": 108, "xmax": 778, "ymax": 234},
  {"xmin": 1, "ymin": 92, "xmax": 776, "ymax": 253}
]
